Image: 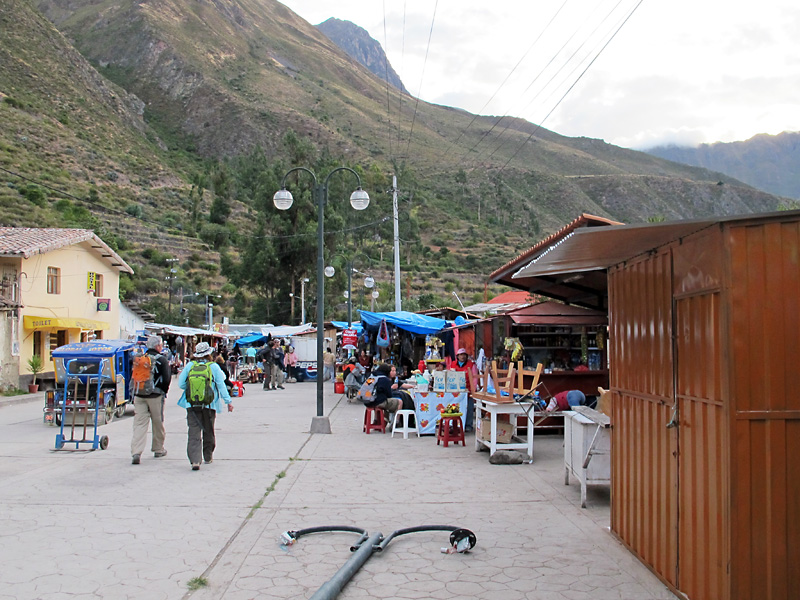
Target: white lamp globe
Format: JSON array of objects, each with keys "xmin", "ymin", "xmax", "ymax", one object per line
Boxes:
[
  {"xmin": 371, "ymin": 290, "xmax": 379, "ymax": 299},
  {"xmin": 273, "ymin": 189, "xmax": 293, "ymax": 210},
  {"xmin": 324, "ymin": 266, "xmax": 335, "ymax": 278},
  {"xmin": 364, "ymin": 276, "xmax": 375, "ymax": 288},
  {"xmin": 349, "ymin": 188, "xmax": 370, "ymax": 210},
  {"xmin": 343, "ymin": 291, "xmax": 349, "ymax": 299}
]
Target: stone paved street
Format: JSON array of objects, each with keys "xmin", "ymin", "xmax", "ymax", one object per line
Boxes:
[{"xmin": 0, "ymin": 382, "xmax": 677, "ymax": 599}]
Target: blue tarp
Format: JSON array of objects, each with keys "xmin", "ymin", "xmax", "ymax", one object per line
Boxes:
[
  {"xmin": 358, "ymin": 310, "xmax": 446, "ymax": 335},
  {"xmin": 233, "ymin": 333, "xmax": 267, "ymax": 347},
  {"xmin": 331, "ymin": 321, "xmax": 364, "ymax": 333}
]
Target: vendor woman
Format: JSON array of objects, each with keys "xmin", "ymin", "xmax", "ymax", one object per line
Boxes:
[{"xmin": 452, "ymin": 348, "xmax": 479, "ymax": 432}]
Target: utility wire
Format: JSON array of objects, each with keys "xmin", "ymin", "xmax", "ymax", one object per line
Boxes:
[
  {"xmin": 483, "ymin": 0, "xmax": 631, "ymax": 162},
  {"xmin": 402, "ymin": 0, "xmax": 439, "ymax": 160},
  {"xmin": 447, "ymin": 0, "xmax": 570, "ymax": 159},
  {"xmin": 467, "ymin": 0, "xmax": 615, "ymax": 163},
  {"xmin": 500, "ymin": 0, "xmax": 645, "ymax": 171},
  {"xmin": 0, "ymin": 165, "xmax": 389, "ymax": 241},
  {"xmin": 382, "ymin": 0, "xmax": 394, "ymax": 162}
]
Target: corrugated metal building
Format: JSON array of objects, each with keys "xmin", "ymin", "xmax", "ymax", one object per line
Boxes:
[{"xmin": 511, "ymin": 210, "xmax": 800, "ymax": 600}]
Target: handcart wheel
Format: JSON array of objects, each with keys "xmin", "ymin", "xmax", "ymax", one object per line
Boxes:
[
  {"xmin": 115, "ymin": 405, "xmax": 126, "ymax": 418},
  {"xmin": 105, "ymin": 405, "xmax": 115, "ymax": 423},
  {"xmin": 99, "ymin": 435, "xmax": 109, "ymax": 450}
]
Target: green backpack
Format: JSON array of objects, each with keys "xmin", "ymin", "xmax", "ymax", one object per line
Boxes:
[{"xmin": 187, "ymin": 362, "xmax": 215, "ymax": 406}]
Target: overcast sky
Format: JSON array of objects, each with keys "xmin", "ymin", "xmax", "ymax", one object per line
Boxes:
[{"xmin": 279, "ymin": 0, "xmax": 800, "ymax": 150}]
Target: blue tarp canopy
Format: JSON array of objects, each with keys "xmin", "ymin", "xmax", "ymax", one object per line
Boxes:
[
  {"xmin": 358, "ymin": 310, "xmax": 446, "ymax": 336},
  {"xmin": 331, "ymin": 321, "xmax": 364, "ymax": 333},
  {"xmin": 233, "ymin": 333, "xmax": 267, "ymax": 347}
]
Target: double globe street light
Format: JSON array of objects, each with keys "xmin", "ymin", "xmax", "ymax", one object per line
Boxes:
[{"xmin": 273, "ymin": 167, "xmax": 369, "ymax": 433}]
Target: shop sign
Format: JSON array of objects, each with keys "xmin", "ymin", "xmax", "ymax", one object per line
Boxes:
[
  {"xmin": 97, "ymin": 298, "xmax": 111, "ymax": 311},
  {"xmin": 342, "ymin": 328, "xmax": 358, "ymax": 349},
  {"xmin": 87, "ymin": 272, "xmax": 96, "ymax": 292}
]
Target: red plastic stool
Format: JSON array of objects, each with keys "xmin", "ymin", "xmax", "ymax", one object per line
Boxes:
[
  {"xmin": 437, "ymin": 415, "xmax": 465, "ymax": 447},
  {"xmin": 363, "ymin": 407, "xmax": 386, "ymax": 434},
  {"xmin": 231, "ymin": 381, "xmax": 245, "ymax": 397}
]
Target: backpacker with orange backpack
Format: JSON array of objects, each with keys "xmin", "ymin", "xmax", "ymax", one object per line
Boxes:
[{"xmin": 131, "ymin": 347, "xmax": 160, "ymax": 396}]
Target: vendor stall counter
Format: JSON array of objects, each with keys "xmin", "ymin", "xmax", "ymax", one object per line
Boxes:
[{"xmin": 413, "ymin": 392, "xmax": 468, "ymax": 435}]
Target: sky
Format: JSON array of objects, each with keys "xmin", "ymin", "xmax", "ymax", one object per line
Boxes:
[{"xmin": 278, "ymin": 0, "xmax": 800, "ymax": 150}]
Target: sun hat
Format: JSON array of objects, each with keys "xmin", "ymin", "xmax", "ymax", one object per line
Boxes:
[
  {"xmin": 456, "ymin": 348, "xmax": 468, "ymax": 355},
  {"xmin": 146, "ymin": 335, "xmax": 163, "ymax": 349},
  {"xmin": 194, "ymin": 342, "xmax": 213, "ymax": 357}
]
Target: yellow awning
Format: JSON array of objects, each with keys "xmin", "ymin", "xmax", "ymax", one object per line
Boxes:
[{"xmin": 23, "ymin": 315, "xmax": 110, "ymax": 331}]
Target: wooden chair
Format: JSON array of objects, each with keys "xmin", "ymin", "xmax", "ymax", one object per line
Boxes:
[
  {"xmin": 515, "ymin": 362, "xmax": 544, "ymax": 400},
  {"xmin": 474, "ymin": 361, "xmax": 516, "ymax": 403}
]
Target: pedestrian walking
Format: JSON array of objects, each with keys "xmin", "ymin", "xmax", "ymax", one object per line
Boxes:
[
  {"xmin": 177, "ymin": 342, "xmax": 233, "ymax": 471},
  {"xmin": 271, "ymin": 341, "xmax": 285, "ymax": 389},
  {"xmin": 130, "ymin": 335, "xmax": 171, "ymax": 465},
  {"xmin": 260, "ymin": 341, "xmax": 274, "ymax": 390}
]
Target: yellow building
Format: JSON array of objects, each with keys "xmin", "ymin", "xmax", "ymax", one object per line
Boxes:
[{"xmin": 0, "ymin": 228, "xmax": 134, "ymax": 386}]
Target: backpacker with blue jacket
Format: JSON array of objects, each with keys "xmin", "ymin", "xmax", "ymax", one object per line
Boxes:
[{"xmin": 187, "ymin": 361, "xmax": 215, "ymax": 407}]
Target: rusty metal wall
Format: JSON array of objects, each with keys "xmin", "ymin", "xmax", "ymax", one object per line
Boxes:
[
  {"xmin": 609, "ymin": 248, "xmax": 678, "ymax": 587},
  {"xmin": 674, "ymin": 292, "xmax": 729, "ymax": 600},
  {"xmin": 727, "ymin": 219, "xmax": 800, "ymax": 600}
]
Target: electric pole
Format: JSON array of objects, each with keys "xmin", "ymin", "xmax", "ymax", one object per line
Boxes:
[{"xmin": 392, "ymin": 175, "xmax": 401, "ymax": 311}]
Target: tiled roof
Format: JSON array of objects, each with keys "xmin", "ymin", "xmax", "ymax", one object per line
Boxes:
[{"xmin": 0, "ymin": 227, "xmax": 133, "ymax": 273}]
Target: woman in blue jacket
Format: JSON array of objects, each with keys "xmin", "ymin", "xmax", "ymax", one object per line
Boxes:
[{"xmin": 178, "ymin": 342, "xmax": 233, "ymax": 470}]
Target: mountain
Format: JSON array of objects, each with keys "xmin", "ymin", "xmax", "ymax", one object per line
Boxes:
[
  {"xmin": 646, "ymin": 132, "xmax": 800, "ymax": 201},
  {"xmin": 316, "ymin": 17, "xmax": 408, "ymax": 94},
  {"xmin": 0, "ymin": 0, "xmax": 788, "ymax": 323}
]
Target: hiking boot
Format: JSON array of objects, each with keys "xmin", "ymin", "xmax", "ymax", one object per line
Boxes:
[
  {"xmin": 204, "ymin": 457, "xmax": 213, "ymax": 464},
  {"xmin": 131, "ymin": 454, "xmax": 141, "ymax": 465},
  {"xmin": 278, "ymin": 385, "xmax": 285, "ymax": 389},
  {"xmin": 191, "ymin": 463, "xmax": 200, "ymax": 471},
  {"xmin": 154, "ymin": 450, "xmax": 167, "ymax": 458}
]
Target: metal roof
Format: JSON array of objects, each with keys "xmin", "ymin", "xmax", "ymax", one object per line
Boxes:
[{"xmin": 512, "ymin": 219, "xmax": 718, "ymax": 279}]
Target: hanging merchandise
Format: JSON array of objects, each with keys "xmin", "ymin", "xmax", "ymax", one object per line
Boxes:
[
  {"xmin": 401, "ymin": 332, "xmax": 413, "ymax": 357},
  {"xmin": 504, "ymin": 337, "xmax": 524, "ymax": 362},
  {"xmin": 376, "ymin": 319, "xmax": 390, "ymax": 347},
  {"xmin": 424, "ymin": 336, "xmax": 442, "ymax": 360}
]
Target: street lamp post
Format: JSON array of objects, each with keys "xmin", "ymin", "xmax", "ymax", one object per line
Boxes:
[
  {"xmin": 206, "ymin": 294, "xmax": 222, "ymax": 330},
  {"xmin": 300, "ymin": 277, "xmax": 310, "ymax": 324},
  {"xmin": 274, "ymin": 167, "xmax": 370, "ymax": 434}
]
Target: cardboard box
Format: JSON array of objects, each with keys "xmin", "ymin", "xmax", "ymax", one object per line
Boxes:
[
  {"xmin": 478, "ymin": 418, "xmax": 514, "ymax": 443},
  {"xmin": 432, "ymin": 371, "xmax": 446, "ymax": 393},
  {"xmin": 446, "ymin": 370, "xmax": 467, "ymax": 393}
]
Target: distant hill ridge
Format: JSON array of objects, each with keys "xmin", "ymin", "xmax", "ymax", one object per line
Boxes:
[
  {"xmin": 646, "ymin": 131, "xmax": 800, "ymax": 200},
  {"xmin": 316, "ymin": 17, "xmax": 408, "ymax": 94}
]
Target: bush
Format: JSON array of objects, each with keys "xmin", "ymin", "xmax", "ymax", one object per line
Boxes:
[
  {"xmin": 125, "ymin": 204, "xmax": 143, "ymax": 218},
  {"xmin": 24, "ymin": 184, "xmax": 46, "ymax": 206}
]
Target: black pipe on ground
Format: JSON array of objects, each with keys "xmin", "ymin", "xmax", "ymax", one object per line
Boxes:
[{"xmin": 282, "ymin": 524, "xmax": 477, "ymax": 600}]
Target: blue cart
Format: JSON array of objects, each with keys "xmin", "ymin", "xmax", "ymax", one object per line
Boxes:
[{"xmin": 44, "ymin": 340, "xmax": 137, "ymax": 450}]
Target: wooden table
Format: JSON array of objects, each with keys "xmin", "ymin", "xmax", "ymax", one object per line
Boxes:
[{"xmin": 474, "ymin": 397, "xmax": 536, "ymax": 461}]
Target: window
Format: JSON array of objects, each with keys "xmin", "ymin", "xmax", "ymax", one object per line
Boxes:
[
  {"xmin": 93, "ymin": 273, "xmax": 104, "ymax": 297},
  {"xmin": 33, "ymin": 331, "xmax": 43, "ymax": 359},
  {"xmin": 47, "ymin": 267, "xmax": 61, "ymax": 294},
  {"xmin": 49, "ymin": 330, "xmax": 67, "ymax": 361}
]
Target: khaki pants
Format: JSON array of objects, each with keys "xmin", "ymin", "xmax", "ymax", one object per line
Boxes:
[{"xmin": 131, "ymin": 394, "xmax": 166, "ymax": 456}]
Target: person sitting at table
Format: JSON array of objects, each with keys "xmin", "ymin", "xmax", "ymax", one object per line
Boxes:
[
  {"xmin": 365, "ymin": 363, "xmax": 415, "ymax": 422},
  {"xmin": 452, "ymin": 348, "xmax": 479, "ymax": 432},
  {"xmin": 546, "ymin": 390, "xmax": 586, "ymax": 411}
]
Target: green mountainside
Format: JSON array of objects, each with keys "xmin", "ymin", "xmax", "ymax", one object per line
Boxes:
[
  {"xmin": 646, "ymin": 131, "xmax": 800, "ymax": 202},
  {"xmin": 0, "ymin": 0, "xmax": 784, "ymax": 325}
]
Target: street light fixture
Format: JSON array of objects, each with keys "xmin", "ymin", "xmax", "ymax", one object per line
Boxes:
[{"xmin": 273, "ymin": 166, "xmax": 370, "ymax": 434}]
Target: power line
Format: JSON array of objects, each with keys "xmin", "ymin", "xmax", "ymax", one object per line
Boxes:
[
  {"xmin": 382, "ymin": 0, "xmax": 394, "ymax": 162},
  {"xmin": 500, "ymin": 0, "xmax": 645, "ymax": 171},
  {"xmin": 447, "ymin": 0, "xmax": 571, "ymax": 160},
  {"xmin": 482, "ymin": 0, "xmax": 632, "ymax": 163},
  {"xmin": 402, "ymin": 0, "xmax": 439, "ymax": 160}
]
